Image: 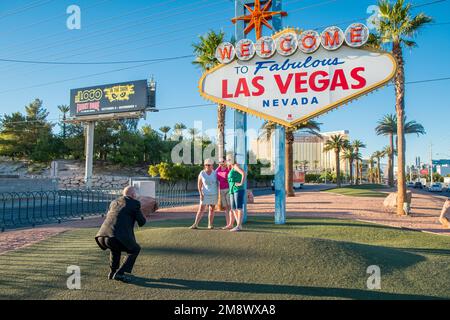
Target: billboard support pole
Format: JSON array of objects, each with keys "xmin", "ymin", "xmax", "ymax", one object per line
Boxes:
[
  {"xmin": 272, "ymin": 0, "xmax": 286, "ymax": 225},
  {"xmin": 234, "ymin": 0, "xmax": 249, "ymax": 223},
  {"xmin": 84, "ymin": 121, "xmax": 95, "ymax": 190},
  {"xmin": 274, "ymin": 126, "xmax": 286, "ymax": 224}
]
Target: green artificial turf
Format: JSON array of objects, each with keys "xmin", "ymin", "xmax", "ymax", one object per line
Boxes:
[
  {"xmin": 325, "ymin": 184, "xmax": 388, "ymax": 198},
  {"xmin": 0, "ymin": 217, "xmax": 449, "ymax": 300}
]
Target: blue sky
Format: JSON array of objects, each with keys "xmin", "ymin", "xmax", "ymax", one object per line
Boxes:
[{"xmin": 0, "ymin": 0, "xmax": 449, "ymax": 165}]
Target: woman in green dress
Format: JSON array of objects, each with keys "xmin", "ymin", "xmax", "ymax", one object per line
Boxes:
[{"xmin": 226, "ymin": 155, "xmax": 246, "ymax": 232}]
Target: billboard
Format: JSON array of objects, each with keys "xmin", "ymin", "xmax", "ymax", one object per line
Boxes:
[
  {"xmin": 70, "ymin": 80, "xmax": 150, "ymax": 118},
  {"xmin": 199, "ymin": 25, "xmax": 397, "ymax": 128}
]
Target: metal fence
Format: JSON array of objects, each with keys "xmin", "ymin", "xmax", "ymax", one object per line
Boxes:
[{"xmin": 0, "ymin": 184, "xmax": 197, "ymax": 232}]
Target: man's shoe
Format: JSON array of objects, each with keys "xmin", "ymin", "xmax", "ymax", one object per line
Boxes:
[
  {"xmin": 108, "ymin": 271, "xmax": 116, "ymax": 280},
  {"xmin": 112, "ymin": 272, "xmax": 131, "ymax": 283}
]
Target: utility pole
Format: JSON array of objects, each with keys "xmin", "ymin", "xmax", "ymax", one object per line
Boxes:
[
  {"xmin": 430, "ymin": 142, "xmax": 433, "ymax": 185},
  {"xmin": 84, "ymin": 121, "xmax": 95, "ymax": 190}
]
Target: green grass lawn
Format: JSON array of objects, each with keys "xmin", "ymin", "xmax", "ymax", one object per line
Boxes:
[
  {"xmin": 325, "ymin": 184, "xmax": 389, "ymax": 197},
  {"xmin": 1, "ymin": 216, "xmax": 449, "ymax": 300}
]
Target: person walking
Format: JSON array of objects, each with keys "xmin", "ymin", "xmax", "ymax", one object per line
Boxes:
[
  {"xmin": 227, "ymin": 155, "xmax": 246, "ymax": 232},
  {"xmin": 216, "ymin": 158, "xmax": 233, "ymax": 229},
  {"xmin": 190, "ymin": 158, "xmax": 218, "ymax": 230},
  {"xmin": 95, "ymin": 186, "xmax": 146, "ymax": 282}
]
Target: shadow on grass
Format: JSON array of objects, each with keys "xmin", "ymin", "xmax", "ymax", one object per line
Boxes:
[
  {"xmin": 127, "ymin": 277, "xmax": 440, "ymax": 300},
  {"xmin": 245, "ymin": 219, "xmax": 400, "ymax": 231},
  {"xmin": 141, "ymin": 246, "xmax": 258, "ymax": 258}
]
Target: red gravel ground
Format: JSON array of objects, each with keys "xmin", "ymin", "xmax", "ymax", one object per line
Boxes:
[{"xmin": 0, "ymin": 189, "xmax": 448, "ymax": 255}]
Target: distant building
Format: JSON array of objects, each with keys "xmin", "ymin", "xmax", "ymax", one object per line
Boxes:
[
  {"xmin": 250, "ymin": 130, "xmax": 351, "ymax": 175},
  {"xmin": 433, "ymin": 159, "xmax": 450, "ymax": 176},
  {"xmin": 415, "ymin": 156, "xmax": 421, "ymax": 168}
]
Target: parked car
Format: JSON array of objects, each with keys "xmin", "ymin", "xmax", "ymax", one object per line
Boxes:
[
  {"xmin": 407, "ymin": 182, "xmax": 415, "ymax": 188},
  {"xmin": 413, "ymin": 182, "xmax": 423, "ymax": 189},
  {"xmin": 428, "ymin": 183, "xmax": 443, "ymax": 192},
  {"xmin": 271, "ymin": 180, "xmax": 303, "ymax": 191}
]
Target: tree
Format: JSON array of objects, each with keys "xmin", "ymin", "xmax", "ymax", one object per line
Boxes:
[
  {"xmin": 159, "ymin": 126, "xmax": 171, "ymax": 141},
  {"xmin": 285, "ymin": 121, "xmax": 321, "ymax": 196},
  {"xmin": 111, "ymin": 130, "xmax": 145, "ymax": 166},
  {"xmin": 342, "ymin": 145, "xmax": 361, "ymax": 185},
  {"xmin": 57, "ymin": 105, "xmax": 70, "ymax": 139},
  {"xmin": 0, "ymin": 99, "xmax": 54, "ymax": 160},
  {"xmin": 188, "ymin": 128, "xmax": 199, "ymax": 141},
  {"xmin": 64, "ymin": 123, "xmax": 84, "ymax": 160},
  {"xmin": 352, "ymin": 140, "xmax": 366, "ymax": 184},
  {"xmin": 173, "ymin": 123, "xmax": 187, "ymax": 141},
  {"xmin": 375, "ymin": 114, "xmax": 396, "ymax": 186},
  {"xmin": 261, "ymin": 120, "xmax": 321, "ymax": 196},
  {"xmin": 376, "ymin": 114, "xmax": 425, "ymax": 187},
  {"xmin": 404, "ymin": 118, "xmax": 426, "ymax": 137},
  {"xmin": 0, "ymin": 112, "xmax": 27, "ymax": 159},
  {"xmin": 313, "ymin": 160, "xmax": 320, "ymax": 171},
  {"xmin": 383, "ymin": 145, "xmax": 393, "ymax": 185},
  {"xmin": 193, "ymin": 30, "xmax": 227, "ymax": 161},
  {"xmin": 376, "ymin": 0, "xmax": 432, "ymax": 215},
  {"xmin": 372, "ymin": 150, "xmax": 386, "ymax": 184},
  {"xmin": 94, "ymin": 121, "xmax": 120, "ymax": 161},
  {"xmin": 323, "ymin": 134, "xmax": 348, "ymax": 187}
]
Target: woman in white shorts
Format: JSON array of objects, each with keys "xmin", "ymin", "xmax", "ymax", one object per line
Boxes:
[
  {"xmin": 216, "ymin": 158, "xmax": 233, "ymax": 229},
  {"xmin": 190, "ymin": 158, "xmax": 218, "ymax": 230}
]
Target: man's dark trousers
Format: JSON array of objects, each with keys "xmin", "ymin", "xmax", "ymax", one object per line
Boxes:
[{"xmin": 97, "ymin": 236, "xmax": 141, "ymax": 275}]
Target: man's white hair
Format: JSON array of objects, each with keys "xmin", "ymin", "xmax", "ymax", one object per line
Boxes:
[{"xmin": 123, "ymin": 186, "xmax": 137, "ymax": 197}]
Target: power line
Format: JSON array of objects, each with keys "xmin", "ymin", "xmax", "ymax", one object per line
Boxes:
[
  {"xmin": 0, "ymin": 0, "xmax": 309, "ymax": 75},
  {"xmin": 0, "ymin": 56, "xmax": 193, "ymax": 95},
  {"xmin": 8, "ymin": 0, "xmax": 442, "ymax": 70},
  {"xmin": 0, "ymin": 0, "xmax": 446, "ymax": 93},
  {"xmin": 0, "ymin": 0, "xmax": 212, "ymax": 59},
  {"xmin": 388, "ymin": 76, "xmax": 450, "ymax": 86},
  {"xmin": 0, "ymin": 0, "xmax": 224, "ymax": 75},
  {"xmin": 0, "ymin": 55, "xmax": 194, "ymax": 65},
  {"xmin": 0, "ymin": 0, "xmax": 113, "ymax": 36},
  {"xmin": 413, "ymin": 0, "xmax": 447, "ymax": 8},
  {"xmin": 0, "ymin": 0, "xmax": 55, "ymax": 20}
]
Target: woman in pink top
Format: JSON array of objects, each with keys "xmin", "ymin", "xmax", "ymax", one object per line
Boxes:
[{"xmin": 216, "ymin": 158, "xmax": 233, "ymax": 229}]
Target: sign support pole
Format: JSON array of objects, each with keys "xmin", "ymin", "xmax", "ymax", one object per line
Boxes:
[
  {"xmin": 234, "ymin": 0, "xmax": 250, "ymax": 223},
  {"xmin": 272, "ymin": 0, "xmax": 286, "ymax": 224},
  {"xmin": 274, "ymin": 126, "xmax": 286, "ymax": 224},
  {"xmin": 84, "ymin": 121, "xmax": 95, "ymax": 190}
]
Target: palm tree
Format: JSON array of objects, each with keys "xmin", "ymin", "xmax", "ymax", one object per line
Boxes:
[
  {"xmin": 342, "ymin": 147, "xmax": 356, "ymax": 185},
  {"xmin": 188, "ymin": 128, "xmax": 199, "ymax": 141},
  {"xmin": 299, "ymin": 160, "xmax": 309, "ymax": 172},
  {"xmin": 58, "ymin": 105, "xmax": 70, "ymax": 139},
  {"xmin": 313, "ymin": 160, "xmax": 320, "ymax": 171},
  {"xmin": 286, "ymin": 122, "xmax": 321, "ymax": 196},
  {"xmin": 368, "ymin": 155, "xmax": 376, "ymax": 184},
  {"xmin": 342, "ymin": 145, "xmax": 362, "ymax": 185},
  {"xmin": 404, "ymin": 118, "xmax": 426, "ymax": 137},
  {"xmin": 376, "ymin": 114, "xmax": 426, "ymax": 186},
  {"xmin": 323, "ymin": 134, "xmax": 348, "ymax": 187},
  {"xmin": 372, "ymin": 150, "xmax": 386, "ymax": 184},
  {"xmin": 159, "ymin": 126, "xmax": 171, "ymax": 141},
  {"xmin": 376, "ymin": 114, "xmax": 396, "ymax": 186},
  {"xmin": 383, "ymin": 145, "xmax": 394, "ymax": 185},
  {"xmin": 376, "ymin": 0, "xmax": 432, "ymax": 215},
  {"xmin": 260, "ymin": 120, "xmax": 321, "ymax": 196},
  {"xmin": 173, "ymin": 123, "xmax": 187, "ymax": 140},
  {"xmin": 193, "ymin": 30, "xmax": 227, "ymax": 161},
  {"xmin": 352, "ymin": 140, "xmax": 366, "ymax": 184}
]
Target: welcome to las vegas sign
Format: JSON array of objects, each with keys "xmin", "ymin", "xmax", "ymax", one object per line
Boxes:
[{"xmin": 199, "ymin": 23, "xmax": 397, "ymax": 128}]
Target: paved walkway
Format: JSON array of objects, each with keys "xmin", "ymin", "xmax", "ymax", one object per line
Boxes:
[{"xmin": 1, "ymin": 189, "xmax": 448, "ymax": 255}]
